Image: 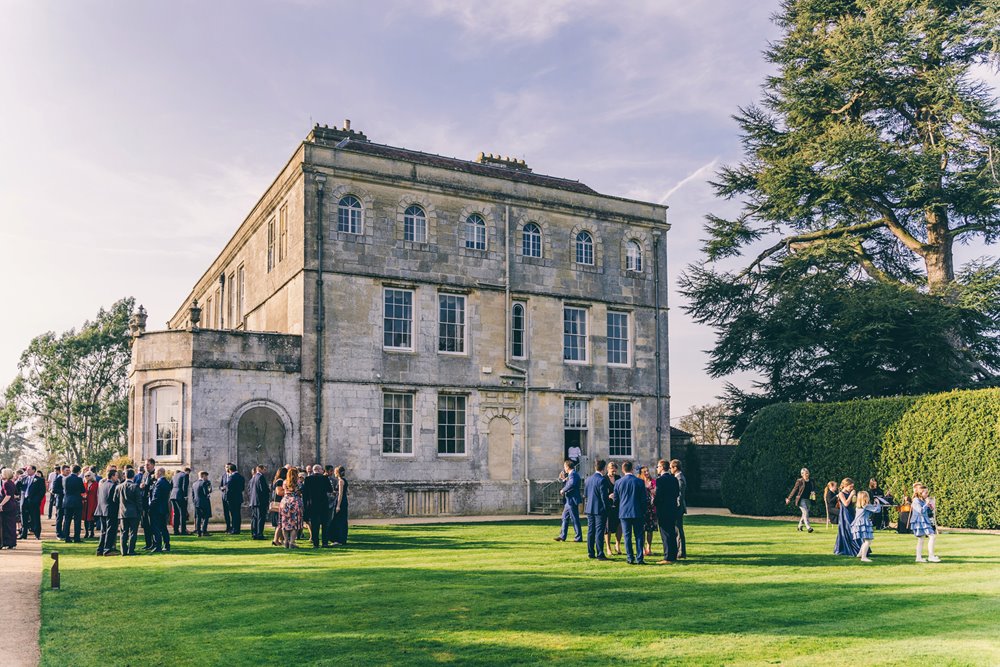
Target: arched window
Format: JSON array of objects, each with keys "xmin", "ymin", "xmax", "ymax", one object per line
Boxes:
[
  {"xmin": 403, "ymin": 204, "xmax": 427, "ymax": 243},
  {"xmin": 511, "ymin": 302, "xmax": 526, "ymax": 359},
  {"xmin": 465, "ymin": 214, "xmax": 487, "ymax": 250},
  {"xmin": 337, "ymin": 195, "xmax": 363, "ymax": 234},
  {"xmin": 626, "ymin": 240, "xmax": 642, "ymax": 272},
  {"xmin": 575, "ymin": 230, "xmax": 594, "ymax": 265},
  {"xmin": 522, "ymin": 222, "xmax": 542, "ymax": 258}
]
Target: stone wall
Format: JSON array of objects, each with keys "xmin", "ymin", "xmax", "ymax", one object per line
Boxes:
[{"xmin": 672, "ymin": 443, "xmax": 738, "ymax": 506}]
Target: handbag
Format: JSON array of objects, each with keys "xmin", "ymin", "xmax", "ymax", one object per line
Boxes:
[{"xmin": 268, "ymin": 500, "xmax": 281, "ymax": 513}]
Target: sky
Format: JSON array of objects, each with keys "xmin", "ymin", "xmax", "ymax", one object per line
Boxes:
[{"xmin": 1, "ymin": 0, "xmax": 996, "ymax": 424}]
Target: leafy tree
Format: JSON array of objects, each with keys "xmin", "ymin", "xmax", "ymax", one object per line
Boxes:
[
  {"xmin": 681, "ymin": 0, "xmax": 1000, "ymax": 427},
  {"xmin": 0, "ymin": 386, "xmax": 30, "ymax": 467},
  {"xmin": 677, "ymin": 403, "xmax": 736, "ymax": 445},
  {"xmin": 10, "ymin": 298, "xmax": 135, "ymax": 469}
]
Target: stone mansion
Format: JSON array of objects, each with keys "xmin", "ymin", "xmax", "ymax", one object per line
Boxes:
[{"xmin": 127, "ymin": 122, "xmax": 671, "ymax": 517}]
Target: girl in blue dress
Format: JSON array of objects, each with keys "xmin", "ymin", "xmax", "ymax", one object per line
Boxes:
[
  {"xmin": 850, "ymin": 491, "xmax": 884, "ymax": 562},
  {"xmin": 833, "ymin": 478, "xmax": 860, "ymax": 556},
  {"xmin": 910, "ymin": 483, "xmax": 940, "ymax": 563}
]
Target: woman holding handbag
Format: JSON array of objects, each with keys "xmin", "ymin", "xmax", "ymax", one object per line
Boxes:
[{"xmin": 785, "ymin": 468, "xmax": 815, "ymax": 533}]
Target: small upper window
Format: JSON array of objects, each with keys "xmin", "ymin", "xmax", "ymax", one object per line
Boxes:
[
  {"xmin": 337, "ymin": 195, "xmax": 363, "ymax": 234},
  {"xmin": 626, "ymin": 240, "xmax": 642, "ymax": 272},
  {"xmin": 575, "ymin": 231, "xmax": 594, "ymax": 265},
  {"xmin": 465, "ymin": 214, "xmax": 487, "ymax": 250},
  {"xmin": 403, "ymin": 205, "xmax": 427, "ymax": 243},
  {"xmin": 522, "ymin": 223, "xmax": 542, "ymax": 258}
]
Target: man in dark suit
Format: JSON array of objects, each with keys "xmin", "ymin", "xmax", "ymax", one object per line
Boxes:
[
  {"xmin": 654, "ymin": 459, "xmax": 680, "ymax": 564},
  {"xmin": 135, "ymin": 458, "xmax": 156, "ymax": 550},
  {"xmin": 95, "ymin": 469, "xmax": 120, "ymax": 555},
  {"xmin": 613, "ymin": 461, "xmax": 647, "ymax": 564},
  {"xmin": 224, "ymin": 464, "xmax": 246, "ymax": 534},
  {"xmin": 584, "ymin": 459, "xmax": 611, "ymax": 560},
  {"xmin": 302, "ymin": 465, "xmax": 332, "ymax": 548},
  {"xmin": 220, "ymin": 465, "xmax": 233, "ymax": 533},
  {"xmin": 62, "ymin": 465, "xmax": 85, "ymax": 543},
  {"xmin": 248, "ymin": 465, "xmax": 270, "ymax": 540},
  {"xmin": 670, "ymin": 459, "xmax": 688, "ymax": 559},
  {"xmin": 52, "ymin": 465, "xmax": 69, "ymax": 539},
  {"xmin": 18, "ymin": 466, "xmax": 44, "ymax": 540},
  {"xmin": 191, "ymin": 471, "xmax": 213, "ymax": 536},
  {"xmin": 554, "ymin": 460, "xmax": 583, "ymax": 542},
  {"xmin": 170, "ymin": 467, "xmax": 191, "ymax": 535},
  {"xmin": 149, "ymin": 467, "xmax": 172, "ymax": 553},
  {"xmin": 114, "ymin": 469, "xmax": 141, "ymax": 556}
]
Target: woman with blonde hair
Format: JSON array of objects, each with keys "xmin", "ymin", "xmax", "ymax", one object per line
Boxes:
[
  {"xmin": 910, "ymin": 482, "xmax": 940, "ymax": 563},
  {"xmin": 279, "ymin": 467, "xmax": 304, "ymax": 549},
  {"xmin": 82, "ymin": 471, "xmax": 99, "ymax": 539}
]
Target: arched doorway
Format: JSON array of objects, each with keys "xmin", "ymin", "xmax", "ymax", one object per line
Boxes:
[
  {"xmin": 237, "ymin": 406, "xmax": 286, "ymax": 478},
  {"xmin": 487, "ymin": 416, "xmax": 513, "ymax": 480}
]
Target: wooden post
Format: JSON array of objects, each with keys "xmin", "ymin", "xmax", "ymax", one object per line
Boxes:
[{"xmin": 50, "ymin": 551, "xmax": 60, "ymax": 590}]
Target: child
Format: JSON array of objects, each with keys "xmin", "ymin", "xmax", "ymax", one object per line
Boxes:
[
  {"xmin": 910, "ymin": 482, "xmax": 940, "ymax": 563},
  {"xmin": 823, "ymin": 481, "xmax": 839, "ymax": 527},
  {"xmin": 850, "ymin": 491, "xmax": 885, "ymax": 562}
]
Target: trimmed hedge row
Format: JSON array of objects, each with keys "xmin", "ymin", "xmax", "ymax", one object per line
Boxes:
[{"xmin": 722, "ymin": 388, "xmax": 1000, "ymax": 529}]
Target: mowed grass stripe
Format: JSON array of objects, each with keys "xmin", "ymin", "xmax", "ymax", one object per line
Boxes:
[{"xmin": 39, "ymin": 516, "xmax": 1000, "ymax": 666}]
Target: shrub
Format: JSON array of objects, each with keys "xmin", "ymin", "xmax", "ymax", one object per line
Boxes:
[{"xmin": 722, "ymin": 388, "xmax": 1000, "ymax": 529}]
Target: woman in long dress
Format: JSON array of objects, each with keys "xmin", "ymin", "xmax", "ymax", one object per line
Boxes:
[
  {"xmin": 0, "ymin": 468, "xmax": 19, "ymax": 549},
  {"xmin": 604, "ymin": 462, "xmax": 622, "ymax": 555},
  {"xmin": 279, "ymin": 467, "xmax": 303, "ymax": 549},
  {"xmin": 82, "ymin": 472, "xmax": 99, "ymax": 538},
  {"xmin": 269, "ymin": 467, "xmax": 287, "ymax": 544},
  {"xmin": 330, "ymin": 466, "xmax": 349, "ymax": 546},
  {"xmin": 833, "ymin": 478, "xmax": 860, "ymax": 556},
  {"xmin": 639, "ymin": 465, "xmax": 657, "ymax": 557}
]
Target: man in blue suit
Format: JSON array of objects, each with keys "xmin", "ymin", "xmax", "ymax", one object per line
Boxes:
[
  {"xmin": 554, "ymin": 460, "xmax": 582, "ymax": 542},
  {"xmin": 584, "ymin": 459, "xmax": 612, "ymax": 560},
  {"xmin": 613, "ymin": 461, "xmax": 647, "ymax": 564},
  {"xmin": 62, "ymin": 465, "xmax": 86, "ymax": 543},
  {"xmin": 18, "ymin": 466, "xmax": 44, "ymax": 540}
]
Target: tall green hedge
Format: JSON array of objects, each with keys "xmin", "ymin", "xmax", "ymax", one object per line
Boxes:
[{"xmin": 722, "ymin": 388, "xmax": 1000, "ymax": 529}]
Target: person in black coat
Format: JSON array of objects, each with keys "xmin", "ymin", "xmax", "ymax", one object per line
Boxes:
[
  {"xmin": 170, "ymin": 467, "xmax": 191, "ymax": 535},
  {"xmin": 149, "ymin": 468, "xmax": 172, "ymax": 553},
  {"xmin": 62, "ymin": 465, "xmax": 85, "ymax": 543},
  {"xmin": 52, "ymin": 466, "xmax": 69, "ymax": 539},
  {"xmin": 248, "ymin": 465, "xmax": 271, "ymax": 540},
  {"xmin": 302, "ymin": 465, "xmax": 332, "ymax": 548},
  {"xmin": 95, "ymin": 470, "xmax": 119, "ymax": 555},
  {"xmin": 223, "ymin": 465, "xmax": 246, "ymax": 534},
  {"xmin": 191, "ymin": 471, "xmax": 213, "ymax": 537},
  {"xmin": 653, "ymin": 459, "xmax": 680, "ymax": 564},
  {"xmin": 135, "ymin": 459, "xmax": 156, "ymax": 550},
  {"xmin": 18, "ymin": 466, "xmax": 44, "ymax": 540},
  {"xmin": 114, "ymin": 469, "xmax": 142, "ymax": 556}
]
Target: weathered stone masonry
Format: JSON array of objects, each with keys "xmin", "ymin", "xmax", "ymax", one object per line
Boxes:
[{"xmin": 128, "ymin": 123, "xmax": 671, "ymax": 517}]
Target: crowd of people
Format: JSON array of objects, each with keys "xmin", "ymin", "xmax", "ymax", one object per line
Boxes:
[
  {"xmin": 554, "ymin": 457, "xmax": 688, "ymax": 565},
  {"xmin": 785, "ymin": 468, "xmax": 941, "ymax": 563},
  {"xmin": 0, "ymin": 459, "xmax": 350, "ymax": 554}
]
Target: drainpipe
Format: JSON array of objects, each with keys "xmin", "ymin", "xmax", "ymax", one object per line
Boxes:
[
  {"xmin": 653, "ymin": 231, "xmax": 664, "ymax": 459},
  {"xmin": 501, "ymin": 204, "xmax": 531, "ymax": 513},
  {"xmin": 314, "ymin": 175, "xmax": 326, "ymax": 464}
]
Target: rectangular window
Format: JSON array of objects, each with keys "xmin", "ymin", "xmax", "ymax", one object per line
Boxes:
[
  {"xmin": 215, "ymin": 288, "xmax": 222, "ymax": 328},
  {"xmin": 438, "ymin": 294, "xmax": 466, "ymax": 354},
  {"xmin": 563, "ymin": 306, "xmax": 588, "ymax": 362},
  {"xmin": 384, "ymin": 288, "xmax": 413, "ymax": 350},
  {"xmin": 236, "ymin": 264, "xmax": 245, "ymax": 327},
  {"xmin": 266, "ymin": 218, "xmax": 275, "ymax": 272},
  {"xmin": 152, "ymin": 387, "xmax": 180, "ymax": 457},
  {"xmin": 278, "ymin": 203, "xmax": 288, "ymax": 262},
  {"xmin": 382, "ymin": 393, "xmax": 413, "ymax": 454},
  {"xmin": 607, "ymin": 311, "xmax": 630, "ymax": 365},
  {"xmin": 564, "ymin": 399, "xmax": 588, "ymax": 460},
  {"xmin": 511, "ymin": 302, "xmax": 527, "ymax": 359},
  {"xmin": 608, "ymin": 402, "xmax": 633, "ymax": 457},
  {"xmin": 437, "ymin": 394, "xmax": 466, "ymax": 455},
  {"xmin": 206, "ymin": 295, "xmax": 214, "ymax": 328}
]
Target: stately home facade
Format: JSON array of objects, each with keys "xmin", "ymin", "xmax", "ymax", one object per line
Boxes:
[{"xmin": 127, "ymin": 122, "xmax": 671, "ymax": 517}]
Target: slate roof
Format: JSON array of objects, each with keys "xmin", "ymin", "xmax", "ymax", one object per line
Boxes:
[{"xmin": 332, "ymin": 138, "xmax": 599, "ymax": 196}]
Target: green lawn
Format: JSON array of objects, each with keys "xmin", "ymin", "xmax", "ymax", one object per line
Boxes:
[{"xmin": 40, "ymin": 516, "xmax": 1000, "ymax": 666}]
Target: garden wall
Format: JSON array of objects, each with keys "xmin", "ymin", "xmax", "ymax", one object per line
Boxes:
[{"xmin": 722, "ymin": 388, "xmax": 1000, "ymax": 529}]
